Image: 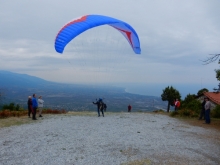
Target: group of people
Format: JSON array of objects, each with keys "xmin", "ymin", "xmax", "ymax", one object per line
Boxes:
[
  {"xmin": 27, "ymin": 94, "xmax": 44, "ymax": 120},
  {"xmin": 199, "ymin": 97, "xmax": 211, "ymax": 124},
  {"xmin": 174, "ymin": 97, "xmax": 211, "ymax": 124},
  {"xmin": 93, "ymin": 98, "xmax": 107, "ymax": 117}
]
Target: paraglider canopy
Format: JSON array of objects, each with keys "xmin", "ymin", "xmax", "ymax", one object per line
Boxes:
[{"xmin": 55, "ymin": 14, "xmax": 141, "ymax": 54}]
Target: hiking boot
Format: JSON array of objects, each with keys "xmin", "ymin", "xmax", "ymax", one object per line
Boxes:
[{"xmin": 39, "ymin": 115, "xmax": 43, "ymax": 117}]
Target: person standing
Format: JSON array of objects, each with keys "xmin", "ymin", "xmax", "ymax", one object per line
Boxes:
[
  {"xmin": 27, "ymin": 96, "xmax": 33, "ymax": 118},
  {"xmin": 93, "ymin": 99, "xmax": 101, "ymax": 117},
  {"xmin": 174, "ymin": 99, "xmax": 180, "ymax": 111},
  {"xmin": 38, "ymin": 96, "xmax": 44, "ymax": 117},
  {"xmin": 128, "ymin": 104, "xmax": 132, "ymax": 112},
  {"xmin": 199, "ymin": 98, "xmax": 206, "ymax": 120},
  {"xmin": 103, "ymin": 103, "xmax": 107, "ymax": 112},
  {"xmin": 99, "ymin": 101, "xmax": 104, "ymax": 117},
  {"xmin": 32, "ymin": 94, "xmax": 38, "ymax": 120},
  {"xmin": 204, "ymin": 97, "xmax": 211, "ymax": 124}
]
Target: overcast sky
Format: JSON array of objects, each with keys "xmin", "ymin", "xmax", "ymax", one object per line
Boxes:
[{"xmin": 0, "ymin": 0, "xmax": 220, "ymax": 97}]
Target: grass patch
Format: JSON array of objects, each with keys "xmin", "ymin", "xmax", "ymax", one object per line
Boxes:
[
  {"xmin": 0, "ymin": 109, "xmax": 67, "ymax": 119},
  {"xmin": 121, "ymin": 158, "xmax": 151, "ymax": 165},
  {"xmin": 152, "ymin": 109, "xmax": 165, "ymax": 113},
  {"xmin": 177, "ymin": 117, "xmax": 220, "ymax": 131},
  {"xmin": 0, "ymin": 116, "xmax": 34, "ymax": 128},
  {"xmin": 66, "ymin": 111, "xmax": 115, "ymax": 116}
]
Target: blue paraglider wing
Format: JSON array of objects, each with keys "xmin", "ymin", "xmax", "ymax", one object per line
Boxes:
[{"xmin": 55, "ymin": 15, "xmax": 141, "ymax": 54}]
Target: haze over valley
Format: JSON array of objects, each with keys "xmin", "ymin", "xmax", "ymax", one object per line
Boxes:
[{"xmin": 0, "ymin": 70, "xmax": 166, "ymax": 111}]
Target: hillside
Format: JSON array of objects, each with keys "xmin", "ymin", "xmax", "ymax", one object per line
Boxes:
[{"xmin": 0, "ymin": 70, "xmax": 166, "ymax": 111}]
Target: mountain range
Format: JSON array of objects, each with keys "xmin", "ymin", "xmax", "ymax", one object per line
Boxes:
[{"xmin": 0, "ymin": 70, "xmax": 166, "ymax": 111}]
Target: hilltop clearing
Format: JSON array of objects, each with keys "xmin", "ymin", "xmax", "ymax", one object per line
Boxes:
[{"xmin": 0, "ymin": 112, "xmax": 219, "ymax": 165}]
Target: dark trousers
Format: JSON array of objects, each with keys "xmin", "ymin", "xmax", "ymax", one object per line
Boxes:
[
  {"xmin": 97, "ymin": 108, "xmax": 100, "ymax": 116},
  {"xmin": 28, "ymin": 107, "xmax": 32, "ymax": 117},
  {"xmin": 199, "ymin": 109, "xmax": 205, "ymax": 119},
  {"xmin": 32, "ymin": 107, "xmax": 37, "ymax": 119},
  {"xmin": 100, "ymin": 109, "xmax": 104, "ymax": 117},
  {"xmin": 205, "ymin": 109, "xmax": 210, "ymax": 124}
]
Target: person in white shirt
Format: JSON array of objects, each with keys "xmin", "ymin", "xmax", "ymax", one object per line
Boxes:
[
  {"xmin": 204, "ymin": 97, "xmax": 211, "ymax": 124},
  {"xmin": 38, "ymin": 96, "xmax": 44, "ymax": 117}
]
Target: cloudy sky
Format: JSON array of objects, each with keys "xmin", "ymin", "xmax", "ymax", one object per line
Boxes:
[{"xmin": 0, "ymin": 0, "xmax": 220, "ymax": 97}]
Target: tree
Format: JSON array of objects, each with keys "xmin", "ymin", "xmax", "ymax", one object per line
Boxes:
[
  {"xmin": 161, "ymin": 86, "xmax": 181, "ymax": 112},
  {"xmin": 183, "ymin": 94, "xmax": 196, "ymax": 104},
  {"xmin": 197, "ymin": 88, "xmax": 209, "ymax": 96},
  {"xmin": 202, "ymin": 54, "xmax": 220, "ymax": 64},
  {"xmin": 215, "ymin": 69, "xmax": 220, "ymax": 81},
  {"xmin": 202, "ymin": 53, "xmax": 220, "ymax": 91}
]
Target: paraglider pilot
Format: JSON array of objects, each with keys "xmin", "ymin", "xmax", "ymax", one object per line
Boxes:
[{"xmin": 93, "ymin": 98, "xmax": 104, "ymax": 117}]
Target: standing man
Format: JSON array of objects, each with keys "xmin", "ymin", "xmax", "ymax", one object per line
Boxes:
[
  {"xmin": 38, "ymin": 96, "xmax": 44, "ymax": 117},
  {"xmin": 199, "ymin": 98, "xmax": 206, "ymax": 120},
  {"xmin": 93, "ymin": 99, "xmax": 101, "ymax": 117},
  {"xmin": 128, "ymin": 104, "xmax": 132, "ymax": 112},
  {"xmin": 174, "ymin": 99, "xmax": 180, "ymax": 111},
  {"xmin": 32, "ymin": 94, "xmax": 38, "ymax": 120},
  {"xmin": 103, "ymin": 103, "xmax": 107, "ymax": 112},
  {"xmin": 27, "ymin": 96, "xmax": 32, "ymax": 118},
  {"xmin": 204, "ymin": 97, "xmax": 211, "ymax": 124}
]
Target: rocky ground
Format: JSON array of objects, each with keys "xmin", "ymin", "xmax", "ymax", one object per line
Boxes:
[{"xmin": 0, "ymin": 112, "xmax": 219, "ymax": 165}]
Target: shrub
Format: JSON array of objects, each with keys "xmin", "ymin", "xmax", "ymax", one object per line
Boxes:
[
  {"xmin": 2, "ymin": 103, "xmax": 22, "ymax": 111},
  {"xmin": 0, "ymin": 110, "xmax": 11, "ymax": 118},
  {"xmin": 211, "ymin": 105, "xmax": 220, "ymax": 118},
  {"xmin": 15, "ymin": 104, "xmax": 20, "ymax": 111},
  {"xmin": 170, "ymin": 109, "xmax": 199, "ymax": 118},
  {"xmin": 180, "ymin": 100, "xmax": 201, "ymax": 115},
  {"xmin": 170, "ymin": 111, "xmax": 179, "ymax": 117},
  {"xmin": 43, "ymin": 108, "xmax": 67, "ymax": 114},
  {"xmin": 2, "ymin": 103, "xmax": 15, "ymax": 111}
]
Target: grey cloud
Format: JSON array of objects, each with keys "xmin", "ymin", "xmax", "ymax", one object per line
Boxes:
[{"xmin": 0, "ymin": 0, "xmax": 219, "ymax": 87}]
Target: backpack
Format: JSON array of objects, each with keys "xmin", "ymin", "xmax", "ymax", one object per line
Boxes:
[{"xmin": 99, "ymin": 100, "xmax": 103, "ymax": 110}]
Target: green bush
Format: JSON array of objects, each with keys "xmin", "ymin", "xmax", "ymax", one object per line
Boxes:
[
  {"xmin": 170, "ymin": 109, "xmax": 198, "ymax": 118},
  {"xmin": 211, "ymin": 105, "xmax": 220, "ymax": 118},
  {"xmin": 180, "ymin": 100, "xmax": 201, "ymax": 115},
  {"xmin": 182, "ymin": 109, "xmax": 191, "ymax": 116},
  {"xmin": 2, "ymin": 103, "xmax": 15, "ymax": 111},
  {"xmin": 2, "ymin": 103, "xmax": 22, "ymax": 111}
]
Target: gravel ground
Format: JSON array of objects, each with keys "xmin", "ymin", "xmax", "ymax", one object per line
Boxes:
[{"xmin": 0, "ymin": 113, "xmax": 219, "ymax": 165}]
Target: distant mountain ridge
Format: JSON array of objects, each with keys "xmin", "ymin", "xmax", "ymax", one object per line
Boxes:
[
  {"xmin": 0, "ymin": 70, "xmax": 51, "ymax": 87},
  {"xmin": 0, "ymin": 70, "xmax": 166, "ymax": 111}
]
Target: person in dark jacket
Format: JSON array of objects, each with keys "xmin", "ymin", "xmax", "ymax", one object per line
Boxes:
[
  {"xmin": 32, "ymin": 94, "xmax": 38, "ymax": 120},
  {"xmin": 99, "ymin": 101, "xmax": 104, "ymax": 117},
  {"xmin": 93, "ymin": 98, "xmax": 104, "ymax": 117},
  {"xmin": 204, "ymin": 97, "xmax": 211, "ymax": 124},
  {"xmin": 128, "ymin": 104, "xmax": 132, "ymax": 112},
  {"xmin": 103, "ymin": 103, "xmax": 107, "ymax": 112},
  {"xmin": 27, "ymin": 96, "xmax": 33, "ymax": 118},
  {"xmin": 199, "ymin": 98, "xmax": 206, "ymax": 120}
]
